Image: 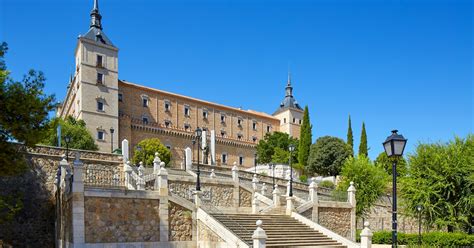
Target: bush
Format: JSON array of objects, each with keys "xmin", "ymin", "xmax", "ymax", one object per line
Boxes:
[
  {"xmin": 132, "ymin": 138, "xmax": 171, "ymax": 167},
  {"xmin": 357, "ymin": 230, "xmax": 474, "ymax": 247},
  {"xmin": 319, "ymin": 180, "xmax": 335, "ymax": 189},
  {"xmin": 299, "ymin": 175, "xmax": 308, "ymax": 183}
]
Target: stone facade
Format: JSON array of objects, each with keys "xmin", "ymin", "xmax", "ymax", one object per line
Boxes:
[
  {"xmin": 239, "ymin": 187, "xmax": 252, "ymax": 207},
  {"xmin": 318, "ymin": 207, "xmax": 352, "ymax": 239},
  {"xmin": 169, "ymin": 202, "xmax": 193, "ymax": 241},
  {"xmin": 84, "ymin": 196, "xmax": 161, "ymax": 243}
]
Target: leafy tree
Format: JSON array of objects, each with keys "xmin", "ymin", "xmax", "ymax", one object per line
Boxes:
[
  {"xmin": 256, "ymin": 131, "xmax": 298, "ymax": 164},
  {"xmin": 358, "ymin": 122, "xmax": 368, "ymax": 157},
  {"xmin": 271, "ymin": 147, "xmax": 290, "ymax": 164},
  {"xmin": 132, "ymin": 138, "xmax": 172, "ymax": 167},
  {"xmin": 0, "ymin": 42, "xmax": 56, "ymax": 176},
  {"xmin": 337, "ymin": 155, "xmax": 389, "ymax": 217},
  {"xmin": 298, "ymin": 106, "xmax": 312, "ymax": 170},
  {"xmin": 41, "ymin": 116, "xmax": 98, "ymax": 151},
  {"xmin": 347, "ymin": 115, "xmax": 353, "ymax": 154},
  {"xmin": 374, "ymin": 152, "xmax": 407, "ymax": 177},
  {"xmin": 307, "ymin": 136, "xmax": 352, "ymax": 176},
  {"xmin": 400, "ymin": 135, "xmax": 474, "ymax": 233}
]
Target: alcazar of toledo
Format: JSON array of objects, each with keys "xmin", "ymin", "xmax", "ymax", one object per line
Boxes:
[{"xmin": 57, "ymin": 0, "xmax": 304, "ymax": 168}]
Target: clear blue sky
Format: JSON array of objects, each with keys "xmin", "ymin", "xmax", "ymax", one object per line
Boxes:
[{"xmin": 1, "ymin": 0, "xmax": 472, "ymax": 159}]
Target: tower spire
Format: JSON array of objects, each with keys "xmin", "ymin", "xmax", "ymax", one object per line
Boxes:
[
  {"xmin": 90, "ymin": 0, "xmax": 102, "ymax": 30},
  {"xmin": 285, "ymin": 71, "xmax": 293, "ymax": 97}
]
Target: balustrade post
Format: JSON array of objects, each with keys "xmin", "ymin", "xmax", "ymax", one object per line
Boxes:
[
  {"xmin": 232, "ymin": 162, "xmax": 239, "ymax": 183},
  {"xmin": 137, "ymin": 162, "xmax": 145, "ymax": 190},
  {"xmin": 273, "ymin": 185, "xmax": 281, "ymax": 207},
  {"xmin": 153, "ymin": 152, "xmax": 161, "ymax": 175},
  {"xmin": 309, "ymin": 179, "xmax": 319, "ymax": 222},
  {"xmin": 124, "ymin": 161, "xmax": 133, "ymax": 190},
  {"xmin": 348, "ymin": 181, "xmax": 357, "ymax": 241},
  {"xmin": 157, "ymin": 162, "xmax": 168, "ymax": 196},
  {"xmin": 252, "ymin": 194, "xmax": 260, "ymax": 214},
  {"xmin": 360, "ymin": 221, "xmax": 373, "ymax": 248},
  {"xmin": 286, "ymin": 181, "xmax": 291, "ymax": 196},
  {"xmin": 71, "ymin": 152, "xmax": 85, "ymax": 246},
  {"xmin": 252, "ymin": 220, "xmax": 267, "ymax": 248},
  {"xmin": 261, "ymin": 183, "xmax": 267, "ymax": 196},
  {"xmin": 252, "ymin": 174, "xmax": 259, "ymax": 193},
  {"xmin": 286, "ymin": 196, "xmax": 295, "ymax": 215},
  {"xmin": 210, "ymin": 169, "xmax": 216, "ymax": 179}
]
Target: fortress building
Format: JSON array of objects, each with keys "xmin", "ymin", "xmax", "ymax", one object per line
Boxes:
[{"xmin": 57, "ymin": 0, "xmax": 304, "ymax": 167}]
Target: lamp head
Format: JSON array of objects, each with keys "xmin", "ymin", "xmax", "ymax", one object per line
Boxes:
[
  {"xmin": 289, "ymin": 144, "xmax": 295, "ymax": 152},
  {"xmin": 383, "ymin": 130, "xmax": 407, "ymax": 157}
]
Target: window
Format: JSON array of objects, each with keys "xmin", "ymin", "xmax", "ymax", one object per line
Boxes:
[
  {"xmin": 222, "ymin": 153, "xmax": 228, "ymax": 164},
  {"xmin": 252, "ymin": 136, "xmax": 257, "ymax": 142},
  {"xmin": 237, "ymin": 118, "xmax": 243, "ymax": 127},
  {"xmin": 220, "ymin": 114, "xmax": 226, "ymax": 123},
  {"xmin": 97, "ymin": 73, "xmax": 103, "ymax": 84},
  {"xmin": 142, "ymin": 98, "xmax": 149, "ymax": 107},
  {"xmin": 97, "ymin": 100, "xmax": 104, "ymax": 111},
  {"xmin": 202, "ymin": 127, "xmax": 208, "ymax": 132},
  {"xmin": 142, "ymin": 116, "xmax": 149, "ymax": 124},
  {"xmin": 184, "ymin": 123, "xmax": 190, "ymax": 131},
  {"xmin": 165, "ymin": 120, "xmax": 171, "ymax": 128},
  {"xmin": 284, "ymin": 118, "xmax": 286, "ymax": 123},
  {"xmin": 299, "ymin": 119, "xmax": 302, "ymax": 124},
  {"xmin": 239, "ymin": 156, "xmax": 244, "ymax": 166},
  {"xmin": 267, "ymin": 125, "xmax": 271, "ymax": 133},
  {"xmin": 184, "ymin": 106, "xmax": 190, "ymax": 116},
  {"xmin": 202, "ymin": 109, "xmax": 208, "ymax": 119},
  {"xmin": 166, "ymin": 145, "xmax": 171, "ymax": 150},
  {"xmin": 118, "ymin": 93, "xmax": 123, "ymax": 102},
  {"xmin": 293, "ymin": 118, "xmax": 296, "ymax": 123},
  {"xmin": 97, "ymin": 131, "xmax": 105, "ymax": 140},
  {"xmin": 220, "ymin": 130, "xmax": 226, "ymax": 137},
  {"xmin": 164, "ymin": 101, "xmax": 170, "ymax": 112},
  {"xmin": 252, "ymin": 121, "xmax": 257, "ymax": 130},
  {"xmin": 96, "ymin": 55, "xmax": 103, "ymax": 67},
  {"xmin": 237, "ymin": 133, "xmax": 243, "ymax": 140}
]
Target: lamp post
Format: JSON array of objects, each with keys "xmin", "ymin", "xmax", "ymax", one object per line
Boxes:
[
  {"xmin": 64, "ymin": 135, "xmax": 72, "ymax": 162},
  {"xmin": 192, "ymin": 139, "xmax": 196, "ymax": 164},
  {"xmin": 254, "ymin": 152, "xmax": 258, "ymax": 174},
  {"xmin": 269, "ymin": 163, "xmax": 276, "ymax": 189},
  {"xmin": 416, "ymin": 205, "xmax": 422, "ymax": 246},
  {"xmin": 195, "ymin": 128, "xmax": 202, "ymax": 191},
  {"xmin": 288, "ymin": 144, "xmax": 295, "ymax": 197},
  {"xmin": 110, "ymin": 127, "xmax": 115, "ymax": 153},
  {"xmin": 383, "ymin": 130, "xmax": 407, "ymax": 248}
]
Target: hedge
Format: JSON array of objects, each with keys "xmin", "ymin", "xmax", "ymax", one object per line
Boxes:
[{"xmin": 356, "ymin": 230, "xmax": 474, "ymax": 247}]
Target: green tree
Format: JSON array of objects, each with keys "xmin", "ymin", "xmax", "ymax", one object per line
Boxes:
[
  {"xmin": 374, "ymin": 152, "xmax": 407, "ymax": 177},
  {"xmin": 256, "ymin": 131, "xmax": 298, "ymax": 164},
  {"xmin": 358, "ymin": 122, "xmax": 368, "ymax": 157},
  {"xmin": 132, "ymin": 138, "xmax": 172, "ymax": 167},
  {"xmin": 337, "ymin": 156, "xmax": 389, "ymax": 217},
  {"xmin": 307, "ymin": 136, "xmax": 352, "ymax": 176},
  {"xmin": 0, "ymin": 42, "xmax": 56, "ymax": 176},
  {"xmin": 41, "ymin": 116, "xmax": 98, "ymax": 150},
  {"xmin": 298, "ymin": 106, "xmax": 312, "ymax": 171},
  {"xmin": 400, "ymin": 135, "xmax": 474, "ymax": 233},
  {"xmin": 347, "ymin": 115, "xmax": 354, "ymax": 154},
  {"xmin": 271, "ymin": 147, "xmax": 290, "ymax": 164}
]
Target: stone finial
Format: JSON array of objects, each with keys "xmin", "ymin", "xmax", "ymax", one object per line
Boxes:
[
  {"xmin": 347, "ymin": 181, "xmax": 356, "ymax": 192},
  {"xmin": 153, "ymin": 153, "xmax": 161, "ymax": 174},
  {"xmin": 160, "ymin": 161, "xmax": 165, "ymax": 168},
  {"xmin": 252, "ymin": 174, "xmax": 259, "ymax": 191},
  {"xmin": 272, "ymin": 185, "xmax": 281, "ymax": 207},
  {"xmin": 261, "ymin": 183, "xmax": 267, "ymax": 195},
  {"xmin": 138, "ymin": 162, "xmax": 145, "ymax": 177},
  {"xmin": 210, "ymin": 169, "xmax": 216, "ymax": 178},
  {"xmin": 252, "ymin": 194, "xmax": 260, "ymax": 214},
  {"xmin": 360, "ymin": 221, "xmax": 373, "ymax": 248},
  {"xmin": 124, "ymin": 160, "xmax": 133, "ymax": 172},
  {"xmin": 252, "ymin": 220, "xmax": 267, "ymax": 248},
  {"xmin": 61, "ymin": 154, "xmax": 67, "ymax": 162},
  {"xmin": 233, "ymin": 161, "xmax": 237, "ymax": 167}
]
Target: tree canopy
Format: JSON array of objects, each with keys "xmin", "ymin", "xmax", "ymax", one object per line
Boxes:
[
  {"xmin": 132, "ymin": 138, "xmax": 172, "ymax": 167},
  {"xmin": 358, "ymin": 122, "xmax": 368, "ymax": 157},
  {"xmin": 256, "ymin": 131, "xmax": 298, "ymax": 164},
  {"xmin": 41, "ymin": 116, "xmax": 98, "ymax": 151},
  {"xmin": 400, "ymin": 135, "xmax": 473, "ymax": 233},
  {"xmin": 307, "ymin": 136, "xmax": 352, "ymax": 176},
  {"xmin": 374, "ymin": 152, "xmax": 407, "ymax": 177},
  {"xmin": 337, "ymin": 155, "xmax": 389, "ymax": 217},
  {"xmin": 298, "ymin": 106, "xmax": 312, "ymax": 172}
]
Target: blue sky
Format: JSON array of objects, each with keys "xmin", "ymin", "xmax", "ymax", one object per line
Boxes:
[{"xmin": 1, "ymin": 0, "xmax": 472, "ymax": 159}]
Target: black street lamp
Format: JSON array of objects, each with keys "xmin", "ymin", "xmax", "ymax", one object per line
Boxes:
[
  {"xmin": 254, "ymin": 152, "xmax": 258, "ymax": 174},
  {"xmin": 64, "ymin": 135, "xmax": 72, "ymax": 162},
  {"xmin": 269, "ymin": 163, "xmax": 276, "ymax": 189},
  {"xmin": 416, "ymin": 205, "xmax": 422, "ymax": 246},
  {"xmin": 110, "ymin": 127, "xmax": 115, "ymax": 153},
  {"xmin": 383, "ymin": 130, "xmax": 407, "ymax": 248},
  {"xmin": 192, "ymin": 139, "xmax": 196, "ymax": 164},
  {"xmin": 195, "ymin": 128, "xmax": 203, "ymax": 191},
  {"xmin": 288, "ymin": 144, "xmax": 295, "ymax": 197}
]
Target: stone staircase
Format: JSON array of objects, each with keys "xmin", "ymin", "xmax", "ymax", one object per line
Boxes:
[{"xmin": 212, "ymin": 213, "xmax": 347, "ymax": 248}]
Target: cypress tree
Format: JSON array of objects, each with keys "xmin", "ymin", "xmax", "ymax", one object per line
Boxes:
[
  {"xmin": 359, "ymin": 122, "xmax": 368, "ymax": 157},
  {"xmin": 347, "ymin": 115, "xmax": 354, "ymax": 154},
  {"xmin": 298, "ymin": 106, "xmax": 312, "ymax": 171}
]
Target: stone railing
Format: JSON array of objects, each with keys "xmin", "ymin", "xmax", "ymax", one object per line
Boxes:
[{"xmin": 83, "ymin": 167, "xmax": 125, "ymax": 188}]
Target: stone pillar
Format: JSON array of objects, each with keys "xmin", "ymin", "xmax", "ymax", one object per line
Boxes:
[
  {"xmin": 273, "ymin": 185, "xmax": 281, "ymax": 207},
  {"xmin": 360, "ymin": 221, "xmax": 373, "ymax": 248},
  {"xmin": 122, "ymin": 139, "xmax": 129, "ymax": 162},
  {"xmin": 210, "ymin": 130, "xmax": 216, "ymax": 165},
  {"xmin": 137, "ymin": 162, "xmax": 145, "ymax": 190},
  {"xmin": 153, "ymin": 152, "xmax": 161, "ymax": 174},
  {"xmin": 252, "ymin": 174, "xmax": 259, "ymax": 193},
  {"xmin": 309, "ymin": 180, "xmax": 319, "ymax": 222},
  {"xmin": 193, "ymin": 190, "xmax": 203, "ymax": 208},
  {"xmin": 158, "ymin": 161, "xmax": 169, "ymax": 242},
  {"xmin": 348, "ymin": 181, "xmax": 357, "ymax": 241},
  {"xmin": 252, "ymin": 195, "xmax": 260, "ymax": 214},
  {"xmin": 232, "ymin": 162, "xmax": 240, "ymax": 208},
  {"xmin": 185, "ymin": 147, "xmax": 192, "ymax": 170},
  {"xmin": 286, "ymin": 181, "xmax": 291, "ymax": 196},
  {"xmin": 286, "ymin": 196, "xmax": 295, "ymax": 215},
  {"xmin": 158, "ymin": 163, "xmax": 168, "ymax": 196},
  {"xmin": 71, "ymin": 152, "xmax": 85, "ymax": 246},
  {"xmin": 252, "ymin": 220, "xmax": 267, "ymax": 248},
  {"xmin": 124, "ymin": 161, "xmax": 134, "ymax": 190},
  {"xmin": 210, "ymin": 169, "xmax": 216, "ymax": 179},
  {"xmin": 232, "ymin": 163, "xmax": 239, "ymax": 183},
  {"xmin": 261, "ymin": 183, "xmax": 267, "ymax": 196}
]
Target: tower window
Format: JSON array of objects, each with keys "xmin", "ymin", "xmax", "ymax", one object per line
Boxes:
[
  {"xmin": 96, "ymin": 55, "xmax": 103, "ymax": 67},
  {"xmin": 237, "ymin": 133, "xmax": 243, "ymax": 140},
  {"xmin": 142, "ymin": 98, "xmax": 149, "ymax": 107},
  {"xmin": 222, "ymin": 153, "xmax": 228, "ymax": 165},
  {"xmin": 284, "ymin": 118, "xmax": 286, "ymax": 123},
  {"xmin": 299, "ymin": 119, "xmax": 302, "ymax": 124},
  {"xmin": 237, "ymin": 118, "xmax": 243, "ymax": 127},
  {"xmin": 97, "ymin": 73, "xmax": 104, "ymax": 84},
  {"xmin": 142, "ymin": 116, "xmax": 149, "ymax": 124},
  {"xmin": 220, "ymin": 114, "xmax": 226, "ymax": 123},
  {"xmin": 252, "ymin": 121, "xmax": 257, "ymax": 131},
  {"xmin": 293, "ymin": 118, "xmax": 296, "ymax": 123},
  {"xmin": 267, "ymin": 125, "xmax": 271, "ymax": 133},
  {"xmin": 184, "ymin": 106, "xmax": 190, "ymax": 116},
  {"xmin": 164, "ymin": 101, "xmax": 170, "ymax": 111},
  {"xmin": 165, "ymin": 120, "xmax": 171, "ymax": 128},
  {"xmin": 202, "ymin": 109, "xmax": 208, "ymax": 119},
  {"xmin": 97, "ymin": 100, "xmax": 104, "ymax": 111},
  {"xmin": 118, "ymin": 93, "xmax": 123, "ymax": 102},
  {"xmin": 166, "ymin": 145, "xmax": 171, "ymax": 150},
  {"xmin": 220, "ymin": 130, "xmax": 226, "ymax": 137},
  {"xmin": 97, "ymin": 131, "xmax": 105, "ymax": 140},
  {"xmin": 184, "ymin": 123, "xmax": 191, "ymax": 131},
  {"xmin": 239, "ymin": 156, "xmax": 244, "ymax": 166},
  {"xmin": 252, "ymin": 136, "xmax": 257, "ymax": 142}
]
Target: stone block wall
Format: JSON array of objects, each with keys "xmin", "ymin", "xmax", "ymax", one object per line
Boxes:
[
  {"xmin": 197, "ymin": 220, "xmax": 224, "ymax": 242},
  {"xmin": 239, "ymin": 187, "xmax": 252, "ymax": 207},
  {"xmin": 169, "ymin": 201, "xmax": 193, "ymax": 241},
  {"xmin": 84, "ymin": 196, "xmax": 161, "ymax": 242},
  {"xmin": 318, "ymin": 207, "xmax": 352, "ymax": 239}
]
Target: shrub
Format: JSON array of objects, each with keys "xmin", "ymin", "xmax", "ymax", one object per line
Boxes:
[
  {"xmin": 319, "ymin": 180, "xmax": 335, "ymax": 189},
  {"xmin": 132, "ymin": 138, "xmax": 171, "ymax": 167},
  {"xmin": 299, "ymin": 175, "xmax": 308, "ymax": 183},
  {"xmin": 357, "ymin": 230, "xmax": 474, "ymax": 247}
]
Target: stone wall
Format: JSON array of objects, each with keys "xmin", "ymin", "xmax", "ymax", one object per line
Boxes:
[
  {"xmin": 84, "ymin": 196, "xmax": 160, "ymax": 242},
  {"xmin": 169, "ymin": 201, "xmax": 193, "ymax": 241},
  {"xmin": 169, "ymin": 180, "xmax": 235, "ymax": 207},
  {"xmin": 318, "ymin": 207, "xmax": 352, "ymax": 239},
  {"xmin": 360, "ymin": 200, "xmax": 422, "ymax": 233},
  {"xmin": 239, "ymin": 187, "xmax": 252, "ymax": 207},
  {"xmin": 197, "ymin": 220, "xmax": 224, "ymax": 242}
]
